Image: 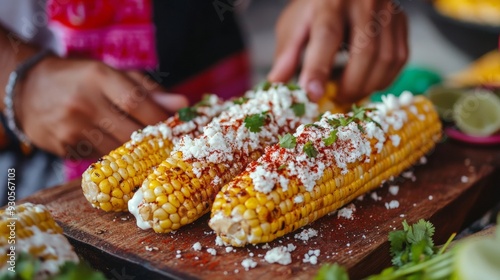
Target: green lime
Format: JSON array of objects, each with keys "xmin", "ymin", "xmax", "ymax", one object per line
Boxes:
[
  {"xmin": 453, "ymin": 236, "xmax": 500, "ymax": 280},
  {"xmin": 453, "ymin": 90, "xmax": 500, "ymax": 137},
  {"xmin": 427, "ymin": 86, "xmax": 465, "ymax": 121}
]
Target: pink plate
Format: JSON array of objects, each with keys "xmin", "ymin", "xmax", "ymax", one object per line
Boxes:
[{"xmin": 445, "ymin": 127, "xmax": 500, "ymax": 146}]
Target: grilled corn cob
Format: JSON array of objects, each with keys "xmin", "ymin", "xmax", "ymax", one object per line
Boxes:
[
  {"xmin": 82, "ymin": 95, "xmax": 229, "ymax": 212},
  {"xmin": 209, "ymin": 93, "xmax": 442, "ymax": 246},
  {"xmin": 0, "ymin": 203, "xmax": 79, "ymax": 277},
  {"xmin": 128, "ymin": 84, "xmax": 319, "ymax": 233}
]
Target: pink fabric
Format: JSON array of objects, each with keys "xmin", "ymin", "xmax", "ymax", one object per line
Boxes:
[{"xmin": 47, "ymin": 0, "xmax": 157, "ymax": 69}]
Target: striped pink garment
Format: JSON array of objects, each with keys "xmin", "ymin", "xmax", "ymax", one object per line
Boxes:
[{"xmin": 47, "ymin": 0, "xmax": 251, "ymax": 181}]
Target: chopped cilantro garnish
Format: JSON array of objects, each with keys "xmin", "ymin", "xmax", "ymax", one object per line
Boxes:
[
  {"xmin": 305, "ymin": 123, "xmax": 322, "ymax": 129},
  {"xmin": 291, "ymin": 102, "xmax": 306, "ymax": 117},
  {"xmin": 178, "ymin": 107, "xmax": 198, "ymax": 122},
  {"xmin": 255, "ymin": 80, "xmax": 272, "ymax": 91},
  {"xmin": 244, "ymin": 112, "xmax": 268, "ymax": 133},
  {"xmin": 314, "ymin": 263, "xmax": 349, "ymax": 280},
  {"xmin": 232, "ymin": 97, "xmax": 249, "ymax": 105},
  {"xmin": 323, "ymin": 130, "xmax": 338, "ymax": 146},
  {"xmin": 286, "ymin": 83, "xmax": 301, "ymax": 90},
  {"xmin": 278, "ymin": 164, "xmax": 287, "ymax": 170},
  {"xmin": 303, "ymin": 141, "xmax": 318, "ymax": 158},
  {"xmin": 389, "ymin": 219, "xmax": 436, "ymax": 267},
  {"xmin": 279, "ymin": 133, "xmax": 297, "ymax": 149},
  {"xmin": 196, "ymin": 94, "xmax": 214, "ymax": 107}
]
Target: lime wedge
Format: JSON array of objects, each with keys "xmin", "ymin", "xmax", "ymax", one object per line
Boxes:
[
  {"xmin": 453, "ymin": 237, "xmax": 500, "ymax": 280},
  {"xmin": 427, "ymin": 86, "xmax": 465, "ymax": 121},
  {"xmin": 453, "ymin": 90, "xmax": 500, "ymax": 137}
]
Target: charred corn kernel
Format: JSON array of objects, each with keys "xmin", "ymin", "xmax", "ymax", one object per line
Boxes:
[
  {"xmin": 210, "ymin": 94, "xmax": 442, "ymax": 246},
  {"xmin": 0, "ymin": 203, "xmax": 79, "ymax": 277},
  {"xmin": 82, "ymin": 95, "xmax": 228, "ymax": 212},
  {"xmin": 129, "ymin": 83, "xmax": 318, "ymax": 233}
]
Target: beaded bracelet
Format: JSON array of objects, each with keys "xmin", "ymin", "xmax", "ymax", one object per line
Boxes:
[{"xmin": 3, "ymin": 49, "xmax": 52, "ymax": 148}]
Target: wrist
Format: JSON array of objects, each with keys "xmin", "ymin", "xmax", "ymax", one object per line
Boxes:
[{"xmin": 3, "ymin": 49, "xmax": 52, "ymax": 148}]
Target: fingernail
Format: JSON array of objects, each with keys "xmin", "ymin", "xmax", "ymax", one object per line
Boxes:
[{"xmin": 306, "ymin": 80, "xmax": 324, "ymax": 101}]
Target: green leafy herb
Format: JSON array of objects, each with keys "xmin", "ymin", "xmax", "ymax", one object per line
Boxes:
[
  {"xmin": 232, "ymin": 97, "xmax": 249, "ymax": 105},
  {"xmin": 279, "ymin": 133, "xmax": 297, "ymax": 149},
  {"xmin": 389, "ymin": 219, "xmax": 436, "ymax": 267},
  {"xmin": 286, "ymin": 83, "xmax": 301, "ymax": 90},
  {"xmin": 196, "ymin": 94, "xmax": 214, "ymax": 107},
  {"xmin": 303, "ymin": 141, "xmax": 318, "ymax": 158},
  {"xmin": 317, "ymin": 112, "xmax": 326, "ymax": 121},
  {"xmin": 314, "ymin": 263, "xmax": 349, "ymax": 280},
  {"xmin": 305, "ymin": 123, "xmax": 322, "ymax": 129},
  {"xmin": 178, "ymin": 107, "xmax": 198, "ymax": 122},
  {"xmin": 255, "ymin": 80, "xmax": 272, "ymax": 91},
  {"xmin": 278, "ymin": 164, "xmax": 287, "ymax": 170},
  {"xmin": 291, "ymin": 102, "xmax": 306, "ymax": 117},
  {"xmin": 323, "ymin": 130, "xmax": 338, "ymax": 146},
  {"xmin": 244, "ymin": 112, "xmax": 268, "ymax": 133},
  {"xmin": 0, "ymin": 253, "xmax": 105, "ymax": 280}
]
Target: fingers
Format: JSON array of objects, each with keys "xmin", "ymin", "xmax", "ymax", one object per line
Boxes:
[
  {"xmin": 337, "ymin": 2, "xmax": 381, "ymax": 104},
  {"xmin": 267, "ymin": 1, "xmax": 312, "ymax": 83},
  {"xmin": 361, "ymin": 1, "xmax": 398, "ymax": 94},
  {"xmin": 298, "ymin": 3, "xmax": 345, "ymax": 101},
  {"xmin": 126, "ymin": 70, "xmax": 189, "ymax": 111},
  {"xmin": 95, "ymin": 65, "xmax": 170, "ymax": 126}
]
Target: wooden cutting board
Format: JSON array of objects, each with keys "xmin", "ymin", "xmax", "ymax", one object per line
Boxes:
[{"xmin": 22, "ymin": 141, "xmax": 500, "ymax": 280}]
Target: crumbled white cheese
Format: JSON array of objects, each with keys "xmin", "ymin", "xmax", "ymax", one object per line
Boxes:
[
  {"xmin": 294, "ymin": 194, "xmax": 304, "ymax": 204},
  {"xmin": 385, "ymin": 200, "xmax": 400, "ymax": 209},
  {"xmin": 294, "ymin": 228, "xmax": 318, "ymax": 241},
  {"xmin": 264, "ymin": 246, "xmax": 292, "ymax": 265},
  {"xmin": 461, "ymin": 176, "xmax": 469, "ymax": 183},
  {"xmin": 388, "ymin": 185, "xmax": 399, "ymax": 196},
  {"xmin": 207, "ymin": 248, "xmax": 217, "ymax": 256},
  {"xmin": 419, "ymin": 156, "xmax": 427, "ymax": 165},
  {"xmin": 225, "ymin": 247, "xmax": 234, "ymax": 253},
  {"xmin": 286, "ymin": 243, "xmax": 297, "ymax": 252},
  {"xmin": 192, "ymin": 242, "xmax": 202, "ymax": 251},
  {"xmin": 371, "ymin": 192, "xmax": 382, "ymax": 201},
  {"xmin": 390, "ymin": 134, "xmax": 401, "ymax": 147},
  {"xmin": 337, "ymin": 203, "xmax": 356, "ymax": 220},
  {"xmin": 303, "ymin": 249, "xmax": 321, "ymax": 265},
  {"xmin": 241, "ymin": 258, "xmax": 257, "ymax": 270},
  {"xmin": 428, "ymin": 195, "xmax": 433, "ymax": 200}
]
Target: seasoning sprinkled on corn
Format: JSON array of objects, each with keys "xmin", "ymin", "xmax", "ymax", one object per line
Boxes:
[
  {"xmin": 209, "ymin": 93, "xmax": 442, "ymax": 246},
  {"xmin": 129, "ymin": 84, "xmax": 318, "ymax": 233},
  {"xmin": 82, "ymin": 95, "xmax": 229, "ymax": 212},
  {"xmin": 0, "ymin": 203, "xmax": 79, "ymax": 277}
]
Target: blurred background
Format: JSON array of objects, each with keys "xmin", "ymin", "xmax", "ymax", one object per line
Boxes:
[{"xmin": 241, "ymin": 0, "xmax": 498, "ymax": 83}]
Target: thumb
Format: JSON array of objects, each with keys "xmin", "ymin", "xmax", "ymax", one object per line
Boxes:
[{"xmin": 150, "ymin": 91, "xmax": 189, "ymax": 113}]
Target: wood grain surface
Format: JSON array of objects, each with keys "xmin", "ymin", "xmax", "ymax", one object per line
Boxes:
[{"xmin": 22, "ymin": 141, "xmax": 500, "ymax": 280}]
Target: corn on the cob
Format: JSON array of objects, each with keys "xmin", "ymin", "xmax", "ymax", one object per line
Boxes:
[
  {"xmin": 0, "ymin": 203, "xmax": 79, "ymax": 277},
  {"xmin": 128, "ymin": 84, "xmax": 319, "ymax": 233},
  {"xmin": 209, "ymin": 93, "xmax": 442, "ymax": 246},
  {"xmin": 82, "ymin": 95, "xmax": 229, "ymax": 212}
]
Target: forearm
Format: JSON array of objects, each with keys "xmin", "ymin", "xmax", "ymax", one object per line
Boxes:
[{"xmin": 0, "ymin": 24, "xmax": 38, "ymax": 111}]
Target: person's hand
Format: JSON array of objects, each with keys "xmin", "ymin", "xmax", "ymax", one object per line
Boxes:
[
  {"xmin": 15, "ymin": 56, "xmax": 188, "ymax": 158},
  {"xmin": 268, "ymin": 0, "xmax": 408, "ymax": 103}
]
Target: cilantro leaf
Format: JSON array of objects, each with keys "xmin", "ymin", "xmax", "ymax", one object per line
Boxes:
[
  {"xmin": 286, "ymin": 83, "xmax": 301, "ymax": 90},
  {"xmin": 314, "ymin": 263, "xmax": 349, "ymax": 280},
  {"xmin": 195, "ymin": 94, "xmax": 214, "ymax": 107},
  {"xmin": 278, "ymin": 164, "xmax": 287, "ymax": 170},
  {"xmin": 323, "ymin": 130, "xmax": 338, "ymax": 146},
  {"xmin": 232, "ymin": 97, "xmax": 249, "ymax": 105},
  {"xmin": 291, "ymin": 102, "xmax": 306, "ymax": 117},
  {"xmin": 244, "ymin": 112, "xmax": 268, "ymax": 133},
  {"xmin": 303, "ymin": 141, "xmax": 318, "ymax": 158},
  {"xmin": 279, "ymin": 133, "xmax": 297, "ymax": 149},
  {"xmin": 178, "ymin": 107, "xmax": 198, "ymax": 122},
  {"xmin": 305, "ymin": 123, "xmax": 322, "ymax": 129},
  {"xmin": 389, "ymin": 219, "xmax": 436, "ymax": 268},
  {"xmin": 255, "ymin": 80, "xmax": 271, "ymax": 91}
]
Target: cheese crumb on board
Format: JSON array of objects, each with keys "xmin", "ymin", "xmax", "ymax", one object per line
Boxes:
[
  {"xmin": 241, "ymin": 258, "xmax": 257, "ymax": 270},
  {"xmin": 388, "ymin": 185, "xmax": 399, "ymax": 196},
  {"xmin": 264, "ymin": 246, "xmax": 292, "ymax": 265},
  {"xmin": 192, "ymin": 242, "xmax": 202, "ymax": 251},
  {"xmin": 461, "ymin": 176, "xmax": 469, "ymax": 183},
  {"xmin": 207, "ymin": 248, "xmax": 217, "ymax": 256},
  {"xmin": 294, "ymin": 228, "xmax": 318, "ymax": 241},
  {"xmin": 337, "ymin": 203, "xmax": 356, "ymax": 220},
  {"xmin": 384, "ymin": 200, "xmax": 400, "ymax": 209}
]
